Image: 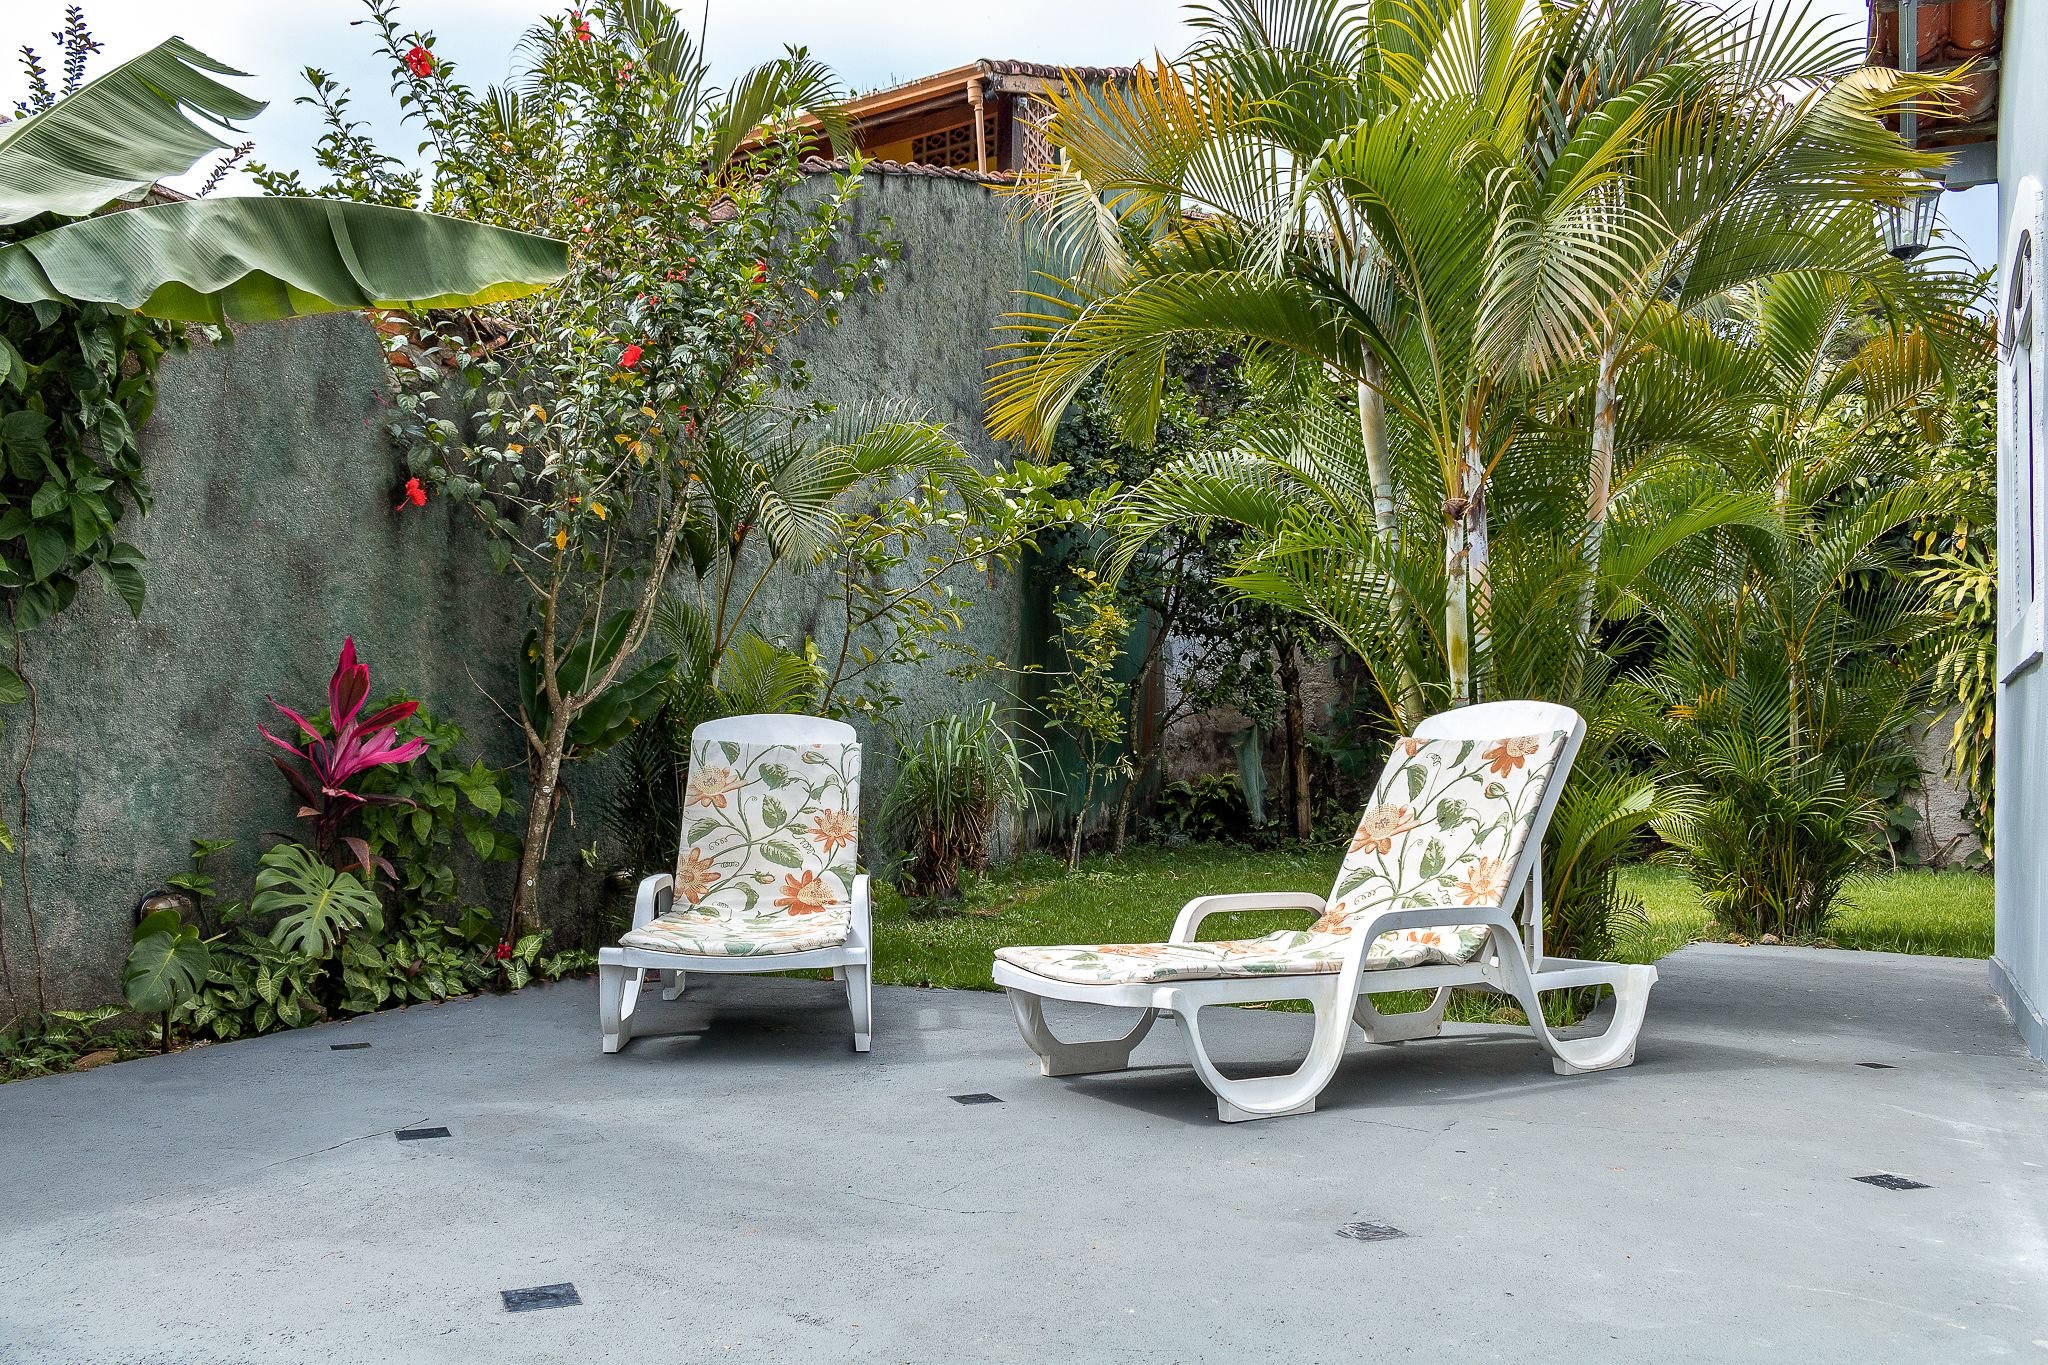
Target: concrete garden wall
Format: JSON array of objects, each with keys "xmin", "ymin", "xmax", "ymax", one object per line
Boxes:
[{"xmin": 0, "ymin": 169, "xmax": 1038, "ymax": 1015}]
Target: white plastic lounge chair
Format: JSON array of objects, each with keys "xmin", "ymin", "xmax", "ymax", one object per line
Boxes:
[
  {"xmin": 992, "ymin": 701, "xmax": 1656, "ymax": 1122},
  {"xmin": 598, "ymin": 714, "xmax": 871, "ymax": 1053}
]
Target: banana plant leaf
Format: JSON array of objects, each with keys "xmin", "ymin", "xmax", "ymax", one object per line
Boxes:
[
  {"xmin": 0, "ymin": 197, "xmax": 567, "ymax": 322},
  {"xmin": 0, "ymin": 37, "xmax": 266, "ymax": 226}
]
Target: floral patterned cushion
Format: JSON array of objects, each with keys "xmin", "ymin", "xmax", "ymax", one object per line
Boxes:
[
  {"xmin": 1313, "ymin": 729, "xmax": 1567, "ymax": 963},
  {"xmin": 622, "ymin": 904, "xmax": 852, "ymax": 957},
  {"xmin": 996, "ymin": 729, "xmax": 1567, "ymax": 986},
  {"xmin": 617, "ymin": 728, "xmax": 859, "ymax": 958}
]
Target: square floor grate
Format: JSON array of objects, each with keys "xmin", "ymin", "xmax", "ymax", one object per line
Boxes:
[
  {"xmin": 395, "ymin": 1126, "xmax": 451, "ymax": 1142},
  {"xmin": 330, "ymin": 1042, "xmax": 371, "ymax": 1051},
  {"xmin": 1854, "ymin": 1172, "xmax": 1929, "ymax": 1191},
  {"xmin": 950, "ymin": 1093, "xmax": 1004, "ymax": 1106},
  {"xmin": 1336, "ymin": 1221, "xmax": 1407, "ymax": 1242},
  {"xmin": 501, "ymin": 1283, "xmax": 581, "ymax": 1313},
  {"xmin": 1856, "ymin": 1062, "xmax": 1897, "ymax": 1070}
]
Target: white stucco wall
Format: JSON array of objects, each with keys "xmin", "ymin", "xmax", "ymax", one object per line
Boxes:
[{"xmin": 1993, "ymin": 0, "xmax": 2048, "ymax": 1060}]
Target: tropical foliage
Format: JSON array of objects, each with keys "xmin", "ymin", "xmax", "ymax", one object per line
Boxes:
[
  {"xmin": 883, "ymin": 701, "xmax": 1036, "ymax": 898},
  {"xmin": 0, "ymin": 11, "xmax": 565, "ymax": 1016},
  {"xmin": 1622, "ymin": 275, "xmax": 1989, "ymax": 933},
  {"xmin": 985, "ymin": 0, "xmax": 1985, "ymax": 952},
  {"xmin": 267, "ymin": 0, "xmax": 952, "ymax": 937}
]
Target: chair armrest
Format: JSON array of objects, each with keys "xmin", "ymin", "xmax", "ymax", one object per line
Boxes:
[
  {"xmin": 632, "ymin": 873, "xmax": 674, "ymax": 932},
  {"xmin": 850, "ymin": 873, "xmax": 872, "ymax": 944},
  {"xmin": 1170, "ymin": 892, "xmax": 1327, "ymax": 944}
]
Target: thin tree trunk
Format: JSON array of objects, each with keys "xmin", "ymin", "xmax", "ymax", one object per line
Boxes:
[
  {"xmin": 1068, "ymin": 762, "xmax": 1095, "ymax": 872},
  {"xmin": 1358, "ymin": 367, "xmax": 1426, "ymax": 726},
  {"xmin": 1444, "ymin": 506, "xmax": 1472, "ymax": 708},
  {"xmin": 508, "ymin": 711, "xmax": 571, "ymax": 943},
  {"xmin": 1111, "ymin": 620, "xmax": 1170, "ymax": 853},
  {"xmin": 1579, "ymin": 333, "xmax": 1622, "ymax": 643},
  {"xmin": 1276, "ymin": 638, "xmax": 1312, "ymax": 839},
  {"xmin": 1358, "ymin": 370, "xmax": 1395, "ymax": 539},
  {"xmin": 1444, "ymin": 412, "xmax": 1488, "ymax": 708}
]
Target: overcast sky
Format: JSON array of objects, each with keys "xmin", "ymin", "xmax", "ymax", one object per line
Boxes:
[{"xmin": 4, "ymin": 0, "xmax": 1996, "ymax": 266}]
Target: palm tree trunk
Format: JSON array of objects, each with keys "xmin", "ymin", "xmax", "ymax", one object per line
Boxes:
[
  {"xmin": 1358, "ymin": 368, "xmax": 1426, "ymax": 725},
  {"xmin": 1444, "ymin": 511, "xmax": 1473, "ymax": 707},
  {"xmin": 1277, "ymin": 637, "xmax": 1312, "ymax": 839},
  {"xmin": 1444, "ymin": 414, "xmax": 1489, "ymax": 708},
  {"xmin": 1358, "ymin": 370, "xmax": 1395, "ymax": 538},
  {"xmin": 1578, "ymin": 333, "xmax": 1622, "ymax": 643}
]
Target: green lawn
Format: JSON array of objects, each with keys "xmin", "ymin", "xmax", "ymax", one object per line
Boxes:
[
  {"xmin": 871, "ymin": 845, "xmax": 1996, "ymax": 996},
  {"xmin": 1618, "ymin": 864, "xmax": 1995, "ymax": 960}
]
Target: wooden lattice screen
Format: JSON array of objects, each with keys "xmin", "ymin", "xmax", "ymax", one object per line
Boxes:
[{"xmin": 911, "ymin": 113, "xmax": 997, "ymax": 169}]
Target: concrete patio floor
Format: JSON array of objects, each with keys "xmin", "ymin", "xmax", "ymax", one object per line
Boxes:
[{"xmin": 3, "ymin": 943, "xmax": 2045, "ymax": 1363}]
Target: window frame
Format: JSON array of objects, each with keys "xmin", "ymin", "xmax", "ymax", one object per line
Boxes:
[{"xmin": 2000, "ymin": 181, "xmax": 2047, "ymax": 683}]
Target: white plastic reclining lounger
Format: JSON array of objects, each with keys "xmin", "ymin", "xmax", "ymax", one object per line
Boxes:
[
  {"xmin": 598, "ymin": 714, "xmax": 872, "ymax": 1054},
  {"xmin": 992, "ymin": 701, "xmax": 1655, "ymax": 1122}
]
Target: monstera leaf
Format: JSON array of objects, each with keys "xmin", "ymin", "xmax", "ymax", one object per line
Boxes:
[
  {"xmin": 122, "ymin": 908, "xmax": 212, "ymax": 1015},
  {"xmin": 0, "ymin": 37, "xmax": 566, "ymax": 321},
  {"xmin": 254, "ymin": 843, "xmax": 384, "ymax": 956}
]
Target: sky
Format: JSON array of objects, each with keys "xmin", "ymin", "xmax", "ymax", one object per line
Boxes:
[{"xmin": 4, "ymin": 0, "xmax": 1998, "ymax": 267}]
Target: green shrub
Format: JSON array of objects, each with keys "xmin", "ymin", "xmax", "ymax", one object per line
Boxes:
[{"xmin": 883, "ymin": 702, "xmax": 1034, "ymax": 899}]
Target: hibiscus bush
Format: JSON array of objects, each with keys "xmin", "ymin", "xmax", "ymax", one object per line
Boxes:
[{"xmin": 269, "ymin": 0, "xmax": 913, "ymax": 940}]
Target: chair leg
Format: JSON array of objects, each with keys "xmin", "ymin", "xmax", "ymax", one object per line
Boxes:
[
  {"xmin": 1354, "ymin": 986, "xmax": 1451, "ymax": 1043},
  {"xmin": 1006, "ymin": 990, "xmax": 1159, "ymax": 1077},
  {"xmin": 659, "ymin": 969, "xmax": 687, "ymax": 1002},
  {"xmin": 1170, "ymin": 984, "xmax": 1347, "ymax": 1123},
  {"xmin": 845, "ymin": 960, "xmax": 872, "ymax": 1053},
  {"xmin": 1486, "ymin": 929, "xmax": 1655, "ymax": 1074},
  {"xmin": 599, "ymin": 962, "xmax": 643, "ymax": 1054}
]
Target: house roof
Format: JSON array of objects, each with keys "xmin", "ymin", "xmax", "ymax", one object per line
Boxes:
[
  {"xmin": 798, "ymin": 155, "xmax": 1016, "ymax": 186},
  {"xmin": 1863, "ymin": 0, "xmax": 2003, "ymax": 188},
  {"xmin": 842, "ymin": 58, "xmax": 1133, "ymax": 122}
]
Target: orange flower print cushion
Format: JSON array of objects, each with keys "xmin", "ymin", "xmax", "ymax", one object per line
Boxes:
[{"xmin": 620, "ymin": 733, "xmax": 862, "ymax": 958}]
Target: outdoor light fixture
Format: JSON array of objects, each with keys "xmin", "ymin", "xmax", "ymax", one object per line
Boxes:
[{"xmin": 1881, "ymin": 181, "xmax": 1944, "ymax": 260}]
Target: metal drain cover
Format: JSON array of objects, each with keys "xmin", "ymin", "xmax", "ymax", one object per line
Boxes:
[
  {"xmin": 395, "ymin": 1126, "xmax": 451, "ymax": 1141},
  {"xmin": 1854, "ymin": 1172, "xmax": 1929, "ymax": 1190},
  {"xmin": 502, "ymin": 1283, "xmax": 581, "ymax": 1312},
  {"xmin": 1336, "ymin": 1221, "xmax": 1406, "ymax": 1241},
  {"xmin": 951, "ymin": 1093, "xmax": 1004, "ymax": 1105},
  {"xmin": 330, "ymin": 1042, "xmax": 371, "ymax": 1051}
]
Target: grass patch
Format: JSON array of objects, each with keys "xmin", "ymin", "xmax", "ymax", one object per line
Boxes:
[
  {"xmin": 870, "ymin": 846, "xmax": 1996, "ymax": 999},
  {"xmin": 1617, "ymin": 864, "xmax": 1993, "ymax": 959}
]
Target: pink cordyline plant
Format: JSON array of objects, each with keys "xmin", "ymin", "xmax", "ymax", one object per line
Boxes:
[{"xmin": 260, "ymin": 638, "xmax": 428, "ymax": 870}]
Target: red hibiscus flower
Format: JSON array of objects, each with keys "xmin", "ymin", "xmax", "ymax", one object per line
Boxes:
[
  {"xmin": 753, "ymin": 259, "xmax": 768, "ymax": 284},
  {"xmin": 571, "ymin": 11, "xmax": 592, "ymax": 40},
  {"xmin": 618, "ymin": 343, "xmax": 643, "ymax": 369},
  {"xmin": 495, "ymin": 941, "xmax": 512, "ymax": 961},
  {"xmin": 403, "ymin": 45, "xmax": 434, "ymax": 78},
  {"xmin": 394, "ymin": 476, "xmax": 427, "ymax": 511},
  {"xmin": 741, "ymin": 312, "xmax": 756, "ymax": 328}
]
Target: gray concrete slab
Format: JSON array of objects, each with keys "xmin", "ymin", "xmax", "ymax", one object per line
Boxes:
[{"xmin": 2, "ymin": 944, "xmax": 2044, "ymax": 1363}]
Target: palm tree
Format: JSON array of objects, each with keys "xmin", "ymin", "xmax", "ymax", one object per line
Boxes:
[
  {"xmin": 1622, "ymin": 271, "xmax": 1988, "ymax": 935},
  {"xmin": 987, "ymin": 0, "xmax": 1952, "ymax": 710}
]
